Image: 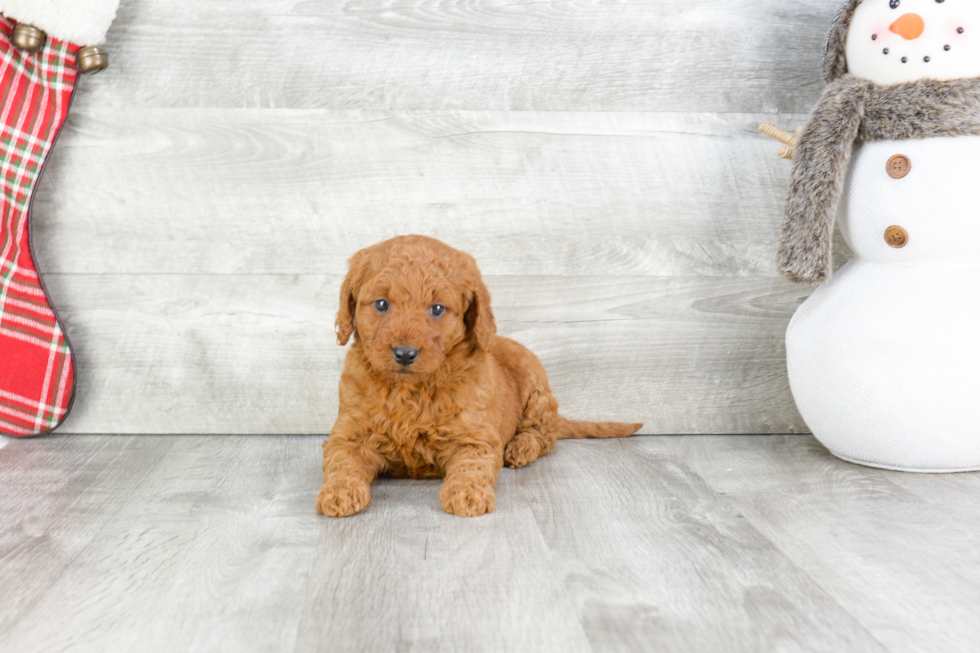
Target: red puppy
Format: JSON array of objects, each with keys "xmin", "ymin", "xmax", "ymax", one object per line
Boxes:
[{"xmin": 317, "ymin": 235, "xmax": 642, "ymax": 517}]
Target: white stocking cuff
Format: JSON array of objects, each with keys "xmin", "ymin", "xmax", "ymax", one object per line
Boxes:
[{"xmin": 0, "ymin": 0, "xmax": 121, "ymax": 46}]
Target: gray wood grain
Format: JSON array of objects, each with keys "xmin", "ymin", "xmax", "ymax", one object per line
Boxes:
[
  {"xmin": 514, "ymin": 440, "xmax": 888, "ymax": 652},
  {"xmin": 296, "ymin": 480, "xmax": 591, "ymax": 652},
  {"xmin": 5, "ymin": 435, "xmax": 975, "ymax": 652},
  {"xmin": 0, "ymin": 436, "xmax": 176, "ymax": 633},
  {"xmin": 0, "ymin": 436, "xmax": 320, "ymax": 651},
  {"xmin": 16, "ymin": 0, "xmax": 848, "ymax": 435},
  {"xmin": 82, "ymin": 0, "xmax": 835, "ymax": 113},
  {"xmin": 47, "ymin": 274, "xmax": 807, "ymax": 434},
  {"xmin": 32, "ymin": 109, "xmax": 806, "ymax": 277},
  {"xmin": 657, "ymin": 436, "xmax": 980, "ymax": 653},
  {"xmin": 29, "ymin": 107, "xmax": 816, "ymax": 435}
]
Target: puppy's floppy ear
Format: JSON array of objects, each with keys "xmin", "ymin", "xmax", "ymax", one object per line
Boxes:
[
  {"xmin": 464, "ymin": 274, "xmax": 496, "ymax": 352},
  {"xmin": 335, "ymin": 250, "xmax": 370, "ymax": 346}
]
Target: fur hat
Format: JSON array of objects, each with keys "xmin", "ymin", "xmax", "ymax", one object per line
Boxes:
[{"xmin": 823, "ymin": 0, "xmax": 863, "ymax": 82}]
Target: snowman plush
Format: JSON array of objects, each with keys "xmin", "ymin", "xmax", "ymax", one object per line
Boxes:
[{"xmin": 774, "ymin": 0, "xmax": 980, "ymax": 471}]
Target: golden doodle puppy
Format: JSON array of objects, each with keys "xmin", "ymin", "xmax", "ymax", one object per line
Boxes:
[{"xmin": 317, "ymin": 235, "xmax": 642, "ymax": 518}]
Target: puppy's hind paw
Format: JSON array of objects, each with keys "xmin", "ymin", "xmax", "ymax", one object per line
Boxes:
[
  {"xmin": 503, "ymin": 434, "xmax": 542, "ymax": 469},
  {"xmin": 316, "ymin": 479, "xmax": 371, "ymax": 517},
  {"xmin": 440, "ymin": 479, "xmax": 495, "ymax": 517}
]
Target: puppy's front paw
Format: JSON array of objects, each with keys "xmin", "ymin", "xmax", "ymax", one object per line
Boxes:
[
  {"xmin": 439, "ymin": 478, "xmax": 495, "ymax": 517},
  {"xmin": 316, "ymin": 478, "xmax": 371, "ymax": 517}
]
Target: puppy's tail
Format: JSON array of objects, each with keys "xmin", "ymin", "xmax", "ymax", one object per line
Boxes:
[{"xmin": 555, "ymin": 416, "xmax": 643, "ymax": 440}]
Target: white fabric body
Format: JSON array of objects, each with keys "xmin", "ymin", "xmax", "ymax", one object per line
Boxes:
[
  {"xmin": 787, "ymin": 136, "xmax": 980, "ymax": 471},
  {"xmin": 839, "ymin": 136, "xmax": 980, "ymax": 264},
  {"xmin": 0, "ymin": 0, "xmax": 121, "ymax": 45},
  {"xmin": 846, "ymin": 0, "xmax": 980, "ymax": 85}
]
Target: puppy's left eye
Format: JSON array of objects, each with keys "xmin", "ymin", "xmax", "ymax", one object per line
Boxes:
[{"xmin": 430, "ymin": 304, "xmax": 446, "ymax": 317}]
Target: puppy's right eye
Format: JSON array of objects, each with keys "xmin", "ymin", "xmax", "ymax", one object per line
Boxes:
[{"xmin": 373, "ymin": 299, "xmax": 390, "ymax": 313}]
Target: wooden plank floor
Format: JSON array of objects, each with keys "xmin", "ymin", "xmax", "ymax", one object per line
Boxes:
[{"xmin": 1, "ymin": 435, "xmax": 977, "ymax": 652}]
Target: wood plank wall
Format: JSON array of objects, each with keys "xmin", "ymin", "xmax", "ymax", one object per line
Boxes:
[{"xmin": 29, "ymin": 0, "xmax": 848, "ymax": 434}]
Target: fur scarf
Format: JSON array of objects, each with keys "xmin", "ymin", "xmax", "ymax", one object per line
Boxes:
[{"xmin": 778, "ymin": 75, "xmax": 980, "ymax": 284}]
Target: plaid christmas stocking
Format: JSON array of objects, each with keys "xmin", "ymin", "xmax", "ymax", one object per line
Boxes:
[{"xmin": 0, "ymin": 16, "xmax": 78, "ymax": 436}]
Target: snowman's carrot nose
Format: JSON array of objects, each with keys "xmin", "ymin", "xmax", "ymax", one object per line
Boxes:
[{"xmin": 890, "ymin": 13, "xmax": 925, "ymax": 40}]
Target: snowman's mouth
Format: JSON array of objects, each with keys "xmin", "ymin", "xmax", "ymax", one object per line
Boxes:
[{"xmin": 881, "ymin": 46, "xmax": 952, "ymax": 65}]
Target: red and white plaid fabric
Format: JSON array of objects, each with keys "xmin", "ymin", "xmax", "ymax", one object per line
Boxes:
[{"xmin": 0, "ymin": 16, "xmax": 77, "ymax": 436}]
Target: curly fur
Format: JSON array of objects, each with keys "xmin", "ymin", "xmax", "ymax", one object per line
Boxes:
[
  {"xmin": 317, "ymin": 235, "xmax": 642, "ymax": 518},
  {"xmin": 779, "ymin": 75, "xmax": 980, "ymax": 284}
]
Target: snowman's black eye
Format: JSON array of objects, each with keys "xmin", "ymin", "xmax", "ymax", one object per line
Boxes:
[
  {"xmin": 884, "ymin": 48, "xmax": 890, "ymax": 54},
  {"xmin": 924, "ymin": 56, "xmax": 931, "ymax": 62},
  {"xmin": 890, "ymin": 0, "xmax": 900, "ymax": 8},
  {"xmin": 901, "ymin": 56, "xmax": 908, "ymax": 63},
  {"xmin": 945, "ymin": 44, "xmax": 951, "ymax": 51},
  {"xmin": 936, "ymin": 0, "xmax": 945, "ymax": 3},
  {"xmin": 958, "ymin": 27, "xmax": 965, "ymax": 34}
]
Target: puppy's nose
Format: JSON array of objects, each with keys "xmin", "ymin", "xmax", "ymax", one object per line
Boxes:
[{"xmin": 392, "ymin": 346, "xmax": 420, "ymax": 366}]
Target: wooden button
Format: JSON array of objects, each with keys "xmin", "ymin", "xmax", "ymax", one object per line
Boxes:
[
  {"xmin": 886, "ymin": 154, "xmax": 911, "ymax": 179},
  {"xmin": 884, "ymin": 225, "xmax": 909, "ymax": 248}
]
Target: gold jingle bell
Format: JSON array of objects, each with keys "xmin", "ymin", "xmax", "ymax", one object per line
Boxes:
[
  {"xmin": 12, "ymin": 24, "xmax": 46, "ymax": 53},
  {"xmin": 76, "ymin": 45, "xmax": 109, "ymax": 74}
]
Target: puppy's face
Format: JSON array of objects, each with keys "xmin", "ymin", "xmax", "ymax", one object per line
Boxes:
[
  {"xmin": 355, "ymin": 266, "xmax": 467, "ymax": 379},
  {"xmin": 336, "ymin": 236, "xmax": 496, "ymax": 381}
]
